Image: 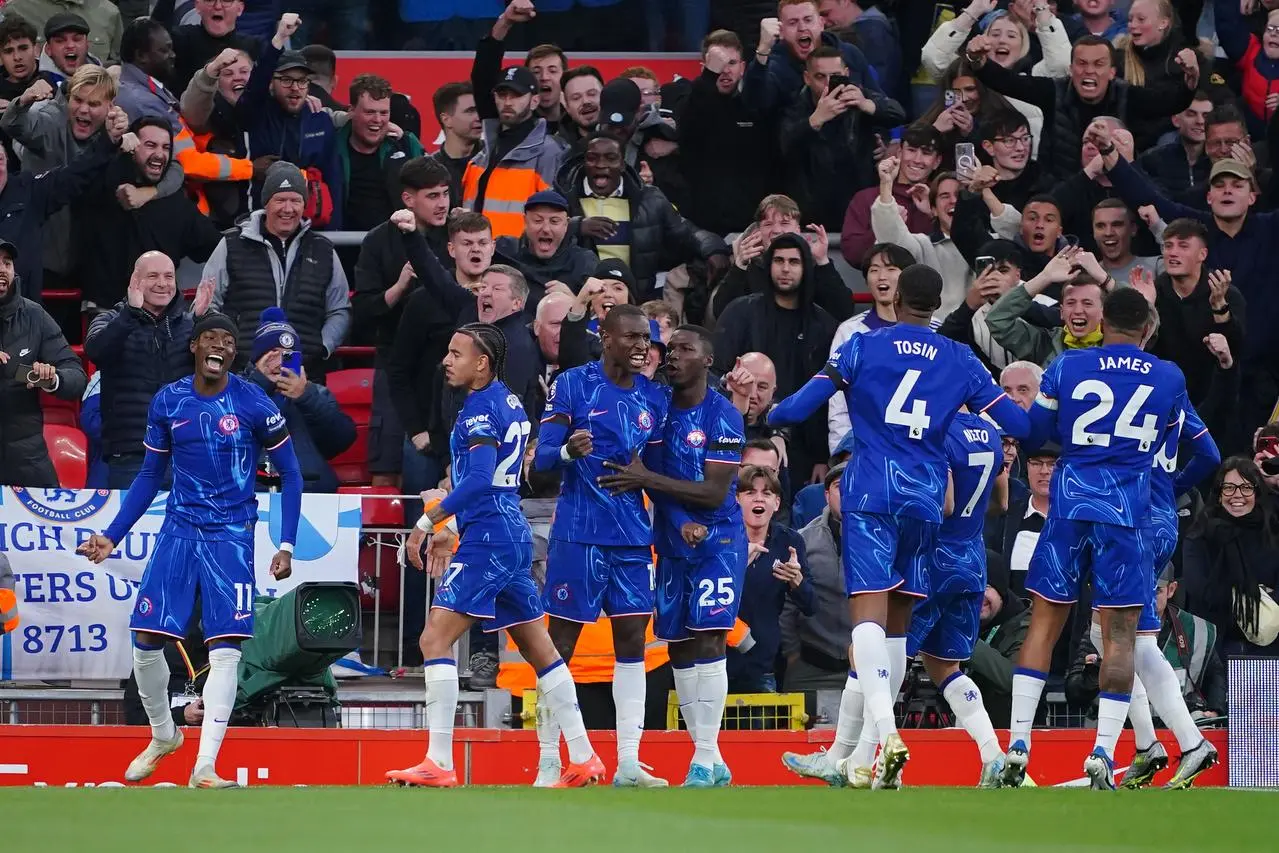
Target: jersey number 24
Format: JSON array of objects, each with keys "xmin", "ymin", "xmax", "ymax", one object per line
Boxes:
[{"xmin": 1069, "ymin": 381, "xmax": 1159, "ymax": 452}]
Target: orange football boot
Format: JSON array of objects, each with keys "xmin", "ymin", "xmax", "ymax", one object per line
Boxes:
[
  {"xmin": 552, "ymin": 753, "xmax": 607, "ymax": 788},
  {"xmin": 387, "ymin": 757, "xmax": 459, "ymax": 787}
]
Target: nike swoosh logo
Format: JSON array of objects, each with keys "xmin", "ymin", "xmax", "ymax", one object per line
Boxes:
[
  {"xmin": 173, "ymin": 419, "xmax": 190, "ymax": 429},
  {"xmin": 709, "ymin": 607, "xmax": 726, "ymax": 616},
  {"xmin": 589, "ymin": 409, "xmax": 609, "ymax": 416},
  {"xmin": 214, "ymin": 718, "xmax": 228, "ymax": 724},
  {"xmin": 1014, "ymin": 719, "xmax": 1032, "ymax": 725},
  {"xmin": 234, "ymin": 612, "xmax": 251, "ymax": 621}
]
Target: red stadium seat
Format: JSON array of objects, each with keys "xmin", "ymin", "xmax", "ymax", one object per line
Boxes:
[
  {"xmin": 327, "ymin": 369, "xmax": 374, "ymax": 485},
  {"xmin": 44, "ymin": 424, "xmax": 88, "ymax": 489},
  {"xmin": 41, "ymin": 393, "xmax": 80, "ymax": 428},
  {"xmin": 337, "ymin": 485, "xmax": 404, "ymax": 527}
]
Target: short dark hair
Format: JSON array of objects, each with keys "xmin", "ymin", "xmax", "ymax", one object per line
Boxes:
[
  {"xmin": 1102, "ymin": 286, "xmax": 1152, "ymax": 335},
  {"xmin": 432, "ymin": 81, "xmax": 472, "ymax": 123},
  {"xmin": 744, "ymin": 437, "xmax": 781, "ymax": 459},
  {"xmin": 981, "ymin": 109, "xmax": 1030, "ymax": 144},
  {"xmin": 601, "ymin": 302, "xmax": 648, "ymax": 334},
  {"xmin": 1205, "ymin": 102, "xmax": 1247, "ymax": 134},
  {"xmin": 398, "ymin": 156, "xmax": 451, "ymax": 191},
  {"xmin": 702, "ymin": 29, "xmax": 743, "ymax": 56},
  {"xmin": 862, "ymin": 242, "xmax": 914, "ymax": 270},
  {"xmin": 671, "ymin": 322, "xmax": 713, "ymax": 357},
  {"xmin": 562, "ymin": 65, "xmax": 604, "ymax": 89},
  {"xmin": 0, "ymin": 16, "xmax": 38, "ymax": 48},
  {"xmin": 1091, "ymin": 197, "xmax": 1131, "ymax": 222},
  {"xmin": 1024, "ymin": 194, "xmax": 1062, "ymax": 216},
  {"xmin": 120, "ymin": 16, "xmax": 167, "ymax": 65},
  {"xmin": 525, "ymin": 43, "xmax": 567, "ymax": 70},
  {"xmin": 737, "ymin": 464, "xmax": 782, "ymax": 495},
  {"xmin": 901, "ymin": 122, "xmax": 942, "ymax": 153},
  {"xmin": 300, "ymin": 44, "xmax": 336, "ymax": 78},
  {"xmin": 897, "ymin": 263, "xmax": 943, "ymax": 313},
  {"xmin": 1072, "ymin": 35, "xmax": 1115, "ymax": 64},
  {"xmin": 349, "ymin": 73, "xmax": 392, "ymax": 105},
  {"xmin": 129, "ymin": 114, "xmax": 172, "ymax": 138},
  {"xmin": 447, "ymin": 210, "xmax": 492, "ymax": 238},
  {"xmin": 1162, "ymin": 217, "xmax": 1209, "ymax": 243},
  {"xmin": 806, "ymin": 44, "xmax": 843, "ymax": 65}
]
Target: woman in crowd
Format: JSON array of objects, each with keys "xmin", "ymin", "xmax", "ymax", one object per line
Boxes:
[
  {"xmin": 1213, "ymin": 0, "xmax": 1279, "ymax": 135},
  {"xmin": 1115, "ymin": 0, "xmax": 1197, "ymax": 147},
  {"xmin": 918, "ymin": 59, "xmax": 1042, "ymax": 162},
  {"xmin": 1182, "ymin": 458, "xmax": 1279, "ymax": 658},
  {"xmin": 921, "ymin": 0, "xmax": 1070, "ymax": 82}
]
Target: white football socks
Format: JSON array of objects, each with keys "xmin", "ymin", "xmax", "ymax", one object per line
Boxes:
[
  {"xmin": 940, "ymin": 672, "xmax": 1002, "ymax": 762},
  {"xmin": 1009, "ymin": 668, "xmax": 1046, "ymax": 752},
  {"xmin": 535, "ymin": 683, "xmax": 562, "ymax": 766},
  {"xmin": 1089, "ymin": 622, "xmax": 1155, "ymax": 750},
  {"xmin": 692, "ymin": 657, "xmax": 727, "ymax": 770},
  {"xmin": 423, "ymin": 658, "xmax": 459, "ymax": 769},
  {"xmin": 850, "ymin": 622, "xmax": 896, "ymax": 745},
  {"xmin": 1095, "ymin": 691, "xmax": 1131, "ymax": 759},
  {"xmin": 828, "ymin": 671, "xmax": 865, "ymax": 763},
  {"xmin": 132, "ymin": 644, "xmax": 177, "ymax": 743},
  {"xmin": 852, "ymin": 634, "xmax": 907, "ymax": 758},
  {"xmin": 196, "ymin": 646, "xmax": 240, "ymax": 772},
  {"xmin": 613, "ymin": 659, "xmax": 646, "ymax": 765},
  {"xmin": 1134, "ymin": 633, "xmax": 1204, "ymax": 752},
  {"xmin": 537, "ymin": 660, "xmax": 593, "ymax": 764},
  {"xmin": 673, "ymin": 661, "xmax": 699, "ymax": 745}
]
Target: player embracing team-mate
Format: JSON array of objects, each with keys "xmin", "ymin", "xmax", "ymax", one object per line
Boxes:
[{"xmin": 767, "ymin": 265, "xmax": 1031, "ymax": 788}]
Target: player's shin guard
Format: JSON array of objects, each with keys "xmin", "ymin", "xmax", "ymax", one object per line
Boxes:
[
  {"xmin": 133, "ymin": 641, "xmax": 177, "ymax": 742},
  {"xmin": 1009, "ymin": 667, "xmax": 1047, "ymax": 752},
  {"xmin": 850, "ymin": 621, "xmax": 896, "ymax": 744},
  {"xmin": 196, "ymin": 646, "xmax": 241, "ymax": 772},
  {"xmin": 1095, "ymin": 692, "xmax": 1132, "ymax": 759},
  {"xmin": 829, "ymin": 671, "xmax": 865, "ymax": 763},
  {"xmin": 673, "ymin": 661, "xmax": 699, "ymax": 745},
  {"xmin": 536, "ymin": 682, "xmax": 563, "ymax": 766},
  {"xmin": 1134, "ymin": 633, "xmax": 1203, "ymax": 752},
  {"xmin": 940, "ymin": 672, "xmax": 1002, "ymax": 762},
  {"xmin": 423, "ymin": 658, "xmax": 459, "ymax": 770},
  {"xmin": 538, "ymin": 660, "xmax": 593, "ymax": 764},
  {"xmin": 692, "ymin": 657, "xmax": 727, "ymax": 770},
  {"xmin": 613, "ymin": 659, "xmax": 647, "ymax": 765}
]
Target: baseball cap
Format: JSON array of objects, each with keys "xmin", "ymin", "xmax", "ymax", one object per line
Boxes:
[
  {"xmin": 494, "ymin": 66, "xmax": 537, "ymax": 95},
  {"xmin": 524, "ymin": 189, "xmax": 569, "ymax": 212},
  {"xmin": 975, "ymin": 238, "xmax": 1023, "ymax": 270},
  {"xmin": 45, "ymin": 13, "xmax": 90, "ymax": 40},
  {"xmin": 599, "ymin": 78, "xmax": 641, "ymax": 128},
  {"xmin": 275, "ymin": 51, "xmax": 313, "ymax": 75},
  {"xmin": 1026, "ymin": 441, "xmax": 1061, "ymax": 459},
  {"xmin": 0, "ymin": 239, "xmax": 18, "ymax": 261},
  {"xmin": 1209, "ymin": 158, "xmax": 1255, "ymax": 185}
]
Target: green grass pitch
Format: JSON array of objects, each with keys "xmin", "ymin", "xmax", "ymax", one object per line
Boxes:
[{"xmin": 3, "ymin": 786, "xmax": 1274, "ymax": 853}]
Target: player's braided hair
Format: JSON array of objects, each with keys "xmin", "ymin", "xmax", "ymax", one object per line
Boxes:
[{"xmin": 458, "ymin": 322, "xmax": 508, "ymax": 384}]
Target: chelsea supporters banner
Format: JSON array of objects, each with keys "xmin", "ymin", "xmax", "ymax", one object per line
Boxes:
[{"xmin": 0, "ymin": 488, "xmax": 363, "ymax": 681}]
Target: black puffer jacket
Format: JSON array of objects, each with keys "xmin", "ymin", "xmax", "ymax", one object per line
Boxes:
[
  {"xmin": 83, "ymin": 295, "xmax": 195, "ymax": 458},
  {"xmin": 0, "ymin": 282, "xmax": 87, "ymax": 486},
  {"xmin": 560, "ymin": 161, "xmax": 727, "ymax": 299}
]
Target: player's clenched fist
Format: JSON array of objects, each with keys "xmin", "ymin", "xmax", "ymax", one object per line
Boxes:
[
  {"xmin": 566, "ymin": 429, "xmax": 593, "ymax": 459},
  {"xmin": 270, "ymin": 550, "xmax": 292, "ymax": 580},
  {"xmin": 77, "ymin": 534, "xmax": 115, "ymax": 564},
  {"xmin": 680, "ymin": 522, "xmax": 708, "ymax": 547}
]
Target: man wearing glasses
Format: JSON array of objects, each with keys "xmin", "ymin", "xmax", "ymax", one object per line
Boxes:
[{"xmin": 234, "ymin": 13, "xmax": 343, "ymax": 227}]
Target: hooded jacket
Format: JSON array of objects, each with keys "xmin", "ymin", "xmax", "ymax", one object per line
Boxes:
[
  {"xmin": 83, "ymin": 293, "xmax": 195, "ymax": 458},
  {"xmin": 711, "ymin": 225, "xmax": 855, "ymax": 324},
  {"xmin": 0, "ymin": 281, "xmax": 87, "ymax": 486},
  {"xmin": 560, "ymin": 160, "xmax": 727, "ymax": 298},
  {"xmin": 713, "ymin": 233, "xmax": 837, "ymax": 479},
  {"xmin": 494, "ymin": 231, "xmax": 598, "ymax": 304}
]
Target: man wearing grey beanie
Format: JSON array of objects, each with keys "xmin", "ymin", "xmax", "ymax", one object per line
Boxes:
[{"xmin": 200, "ymin": 159, "xmax": 351, "ymax": 377}]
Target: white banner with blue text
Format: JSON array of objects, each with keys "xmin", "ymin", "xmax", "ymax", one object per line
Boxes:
[{"xmin": 0, "ymin": 488, "xmax": 362, "ymax": 681}]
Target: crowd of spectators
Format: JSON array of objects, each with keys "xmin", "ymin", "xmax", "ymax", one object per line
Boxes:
[{"xmin": 1, "ymin": 0, "xmax": 1277, "ymax": 722}]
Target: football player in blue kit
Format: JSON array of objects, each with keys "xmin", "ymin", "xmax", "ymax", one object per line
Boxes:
[
  {"xmin": 387, "ymin": 324, "xmax": 603, "ymax": 789},
  {"xmin": 597, "ymin": 325, "xmax": 746, "ymax": 788},
  {"xmin": 533, "ymin": 304, "xmax": 672, "ymax": 787},
  {"xmin": 1101, "ymin": 394, "xmax": 1221, "ymax": 789},
  {"xmin": 769, "ymin": 265, "xmax": 1031, "ymax": 789},
  {"xmin": 78, "ymin": 313, "xmax": 302, "ymax": 789},
  {"xmin": 1004, "ymin": 285, "xmax": 1188, "ymax": 791}
]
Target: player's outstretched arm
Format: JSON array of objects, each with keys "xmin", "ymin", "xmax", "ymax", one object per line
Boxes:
[
  {"xmin": 766, "ymin": 367, "xmax": 842, "ymax": 427},
  {"xmin": 96, "ymin": 448, "xmax": 170, "ymax": 549},
  {"xmin": 267, "ymin": 436, "xmax": 303, "ymax": 550}
]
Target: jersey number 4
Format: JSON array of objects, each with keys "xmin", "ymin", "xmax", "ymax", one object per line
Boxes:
[
  {"xmin": 1070, "ymin": 380, "xmax": 1159, "ymax": 451},
  {"xmin": 493, "ymin": 421, "xmax": 533, "ymax": 488},
  {"xmin": 886, "ymin": 369, "xmax": 931, "ymax": 440}
]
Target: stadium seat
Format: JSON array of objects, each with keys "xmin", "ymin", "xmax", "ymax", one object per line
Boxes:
[
  {"xmin": 44, "ymin": 424, "xmax": 88, "ymax": 489},
  {"xmin": 358, "ymin": 534, "xmax": 402, "ymax": 613},
  {"xmin": 41, "ymin": 393, "xmax": 80, "ymax": 428},
  {"xmin": 337, "ymin": 485, "xmax": 404, "ymax": 527},
  {"xmin": 327, "ymin": 369, "xmax": 375, "ymax": 486}
]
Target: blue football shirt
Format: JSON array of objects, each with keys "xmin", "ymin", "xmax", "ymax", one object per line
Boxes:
[
  {"xmin": 826, "ymin": 324, "xmax": 1015, "ymax": 522},
  {"xmin": 449, "ymin": 380, "xmax": 533, "ymax": 544},
  {"xmin": 1032, "ymin": 344, "xmax": 1186, "ymax": 528},
  {"xmin": 1150, "ymin": 394, "xmax": 1209, "ymax": 535},
  {"xmin": 137, "ymin": 374, "xmax": 289, "ymax": 538},
  {"xmin": 942, "ymin": 412, "xmax": 1003, "ymax": 547},
  {"xmin": 651, "ymin": 388, "xmax": 745, "ymax": 557},
  {"xmin": 542, "ymin": 361, "xmax": 671, "ymax": 546}
]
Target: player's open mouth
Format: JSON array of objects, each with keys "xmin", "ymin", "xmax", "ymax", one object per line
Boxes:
[
  {"xmin": 628, "ymin": 352, "xmax": 646, "ymax": 368},
  {"xmin": 205, "ymin": 354, "xmax": 225, "ymax": 373}
]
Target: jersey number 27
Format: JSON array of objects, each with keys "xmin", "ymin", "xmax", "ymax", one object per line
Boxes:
[{"xmin": 493, "ymin": 421, "xmax": 533, "ymax": 488}]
